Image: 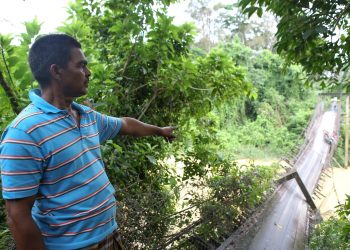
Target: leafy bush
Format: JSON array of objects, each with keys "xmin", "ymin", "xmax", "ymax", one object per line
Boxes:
[
  {"xmin": 309, "ymin": 217, "xmax": 350, "ymax": 250},
  {"xmin": 309, "ymin": 196, "xmax": 350, "ymax": 249},
  {"xmin": 178, "ymin": 162, "xmax": 280, "ymax": 247}
]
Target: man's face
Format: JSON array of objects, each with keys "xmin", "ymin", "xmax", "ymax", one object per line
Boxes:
[{"xmin": 59, "ymin": 48, "xmax": 91, "ymax": 98}]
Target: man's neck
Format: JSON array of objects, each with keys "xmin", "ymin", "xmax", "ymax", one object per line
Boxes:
[
  {"xmin": 41, "ymin": 87, "xmax": 74, "ymax": 112},
  {"xmin": 41, "ymin": 87, "xmax": 80, "ymax": 126}
]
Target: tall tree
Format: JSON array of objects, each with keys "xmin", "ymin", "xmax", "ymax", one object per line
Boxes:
[
  {"xmin": 185, "ymin": 0, "xmax": 277, "ymax": 51},
  {"xmin": 219, "ymin": 2, "xmax": 277, "ymax": 50},
  {"xmin": 187, "ymin": 0, "xmax": 216, "ymax": 51},
  {"xmin": 239, "ymin": 0, "xmax": 350, "ymax": 88}
]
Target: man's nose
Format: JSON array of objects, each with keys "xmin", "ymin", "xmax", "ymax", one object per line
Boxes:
[{"xmin": 85, "ymin": 67, "xmax": 91, "ymax": 77}]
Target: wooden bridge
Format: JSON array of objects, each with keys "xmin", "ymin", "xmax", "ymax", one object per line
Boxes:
[{"xmin": 218, "ymin": 97, "xmax": 342, "ymax": 250}]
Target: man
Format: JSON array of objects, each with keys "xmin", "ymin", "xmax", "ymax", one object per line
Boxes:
[{"xmin": 0, "ymin": 34, "xmax": 175, "ymax": 249}]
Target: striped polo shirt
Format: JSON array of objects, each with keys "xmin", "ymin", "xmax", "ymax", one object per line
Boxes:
[{"xmin": 0, "ymin": 89, "xmax": 122, "ymax": 249}]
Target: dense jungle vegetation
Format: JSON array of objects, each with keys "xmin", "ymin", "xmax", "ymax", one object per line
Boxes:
[
  {"xmin": 240, "ymin": 0, "xmax": 350, "ymax": 248},
  {"xmin": 0, "ymin": 0, "xmax": 349, "ymax": 249}
]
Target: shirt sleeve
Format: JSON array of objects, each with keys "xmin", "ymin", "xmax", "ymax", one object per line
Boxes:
[
  {"xmin": 94, "ymin": 111, "xmax": 122, "ymax": 144},
  {"xmin": 0, "ymin": 127, "xmax": 44, "ymax": 199}
]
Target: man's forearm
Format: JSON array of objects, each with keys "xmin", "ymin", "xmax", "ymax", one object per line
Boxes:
[
  {"xmin": 8, "ymin": 215, "xmax": 45, "ymax": 250},
  {"xmin": 120, "ymin": 117, "xmax": 162, "ymax": 136},
  {"xmin": 119, "ymin": 117, "xmax": 176, "ymax": 140}
]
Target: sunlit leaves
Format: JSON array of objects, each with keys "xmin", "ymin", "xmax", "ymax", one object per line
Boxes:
[
  {"xmin": 0, "ymin": 19, "xmax": 42, "ymax": 123},
  {"xmin": 22, "ymin": 17, "xmax": 42, "ymax": 45},
  {"xmin": 0, "ymin": 35, "xmax": 12, "ymax": 50}
]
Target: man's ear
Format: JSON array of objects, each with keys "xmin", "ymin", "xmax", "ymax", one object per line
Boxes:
[{"xmin": 49, "ymin": 64, "xmax": 62, "ymax": 81}]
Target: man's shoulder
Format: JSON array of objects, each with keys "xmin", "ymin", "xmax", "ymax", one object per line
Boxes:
[
  {"xmin": 73, "ymin": 102, "xmax": 94, "ymax": 115},
  {"xmin": 8, "ymin": 104, "xmax": 46, "ymax": 131}
]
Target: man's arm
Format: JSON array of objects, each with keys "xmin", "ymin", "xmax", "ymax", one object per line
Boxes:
[
  {"xmin": 6, "ymin": 196, "xmax": 45, "ymax": 250},
  {"xmin": 119, "ymin": 117, "xmax": 176, "ymax": 140}
]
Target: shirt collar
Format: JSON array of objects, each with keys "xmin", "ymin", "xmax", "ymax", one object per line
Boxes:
[{"xmin": 29, "ymin": 89, "xmax": 86, "ymax": 114}]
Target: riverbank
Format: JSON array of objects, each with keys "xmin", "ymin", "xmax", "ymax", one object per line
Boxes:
[{"xmin": 316, "ymin": 167, "xmax": 350, "ymax": 218}]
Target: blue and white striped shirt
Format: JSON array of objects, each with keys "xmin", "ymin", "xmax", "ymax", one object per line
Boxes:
[{"xmin": 0, "ymin": 89, "xmax": 122, "ymax": 249}]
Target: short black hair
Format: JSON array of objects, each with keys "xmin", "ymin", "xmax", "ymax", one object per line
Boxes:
[{"xmin": 28, "ymin": 34, "xmax": 81, "ymax": 87}]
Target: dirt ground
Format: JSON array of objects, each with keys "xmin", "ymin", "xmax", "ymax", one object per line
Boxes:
[
  {"xmin": 236, "ymin": 158, "xmax": 279, "ymax": 166},
  {"xmin": 316, "ymin": 167, "xmax": 350, "ymax": 219}
]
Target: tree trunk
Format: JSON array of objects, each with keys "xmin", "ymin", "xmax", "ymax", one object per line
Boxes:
[{"xmin": 0, "ymin": 70, "xmax": 21, "ymax": 114}]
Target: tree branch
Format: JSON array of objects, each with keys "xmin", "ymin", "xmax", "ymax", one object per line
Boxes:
[
  {"xmin": 0, "ymin": 46, "xmax": 14, "ymax": 87},
  {"xmin": 189, "ymin": 85, "xmax": 211, "ymax": 91},
  {"xmin": 137, "ymin": 90, "xmax": 159, "ymax": 120},
  {"xmin": 0, "ymin": 69, "xmax": 21, "ymax": 114},
  {"xmin": 129, "ymin": 82, "xmax": 149, "ymax": 93},
  {"xmin": 159, "ymin": 218, "xmax": 204, "ymax": 249},
  {"xmin": 118, "ymin": 41, "xmax": 138, "ymax": 77},
  {"xmin": 331, "ymin": 5, "xmax": 350, "ymax": 36}
]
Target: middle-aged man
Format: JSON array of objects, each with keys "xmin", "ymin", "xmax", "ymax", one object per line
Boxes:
[{"xmin": 0, "ymin": 34, "xmax": 176, "ymax": 250}]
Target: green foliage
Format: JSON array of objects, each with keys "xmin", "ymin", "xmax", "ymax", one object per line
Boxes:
[
  {"xmin": 0, "ymin": 19, "xmax": 41, "ymax": 128},
  {"xmin": 0, "ymin": 88, "xmax": 15, "ymax": 131},
  {"xmin": 337, "ymin": 195, "xmax": 350, "ymax": 242},
  {"xmin": 217, "ymin": 40, "xmax": 316, "ymax": 158},
  {"xmin": 185, "ymin": 162, "xmax": 280, "ymax": 245},
  {"xmin": 334, "ymin": 112, "xmax": 347, "ymax": 167},
  {"xmin": 0, "ymin": 1, "xmax": 319, "ymax": 248},
  {"xmin": 309, "ymin": 194, "xmax": 350, "ymax": 249},
  {"xmin": 0, "ymin": 229, "xmax": 15, "ymax": 250},
  {"xmin": 309, "ymin": 216, "xmax": 350, "ymax": 250},
  {"xmin": 239, "ymin": 0, "xmax": 350, "ymax": 89}
]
